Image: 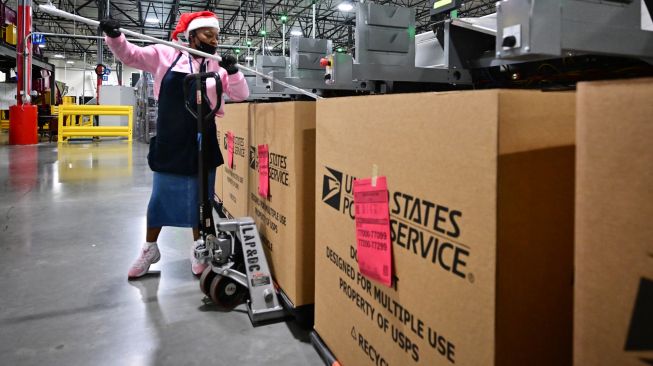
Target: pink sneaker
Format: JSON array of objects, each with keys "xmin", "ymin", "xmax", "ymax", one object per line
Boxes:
[
  {"xmin": 128, "ymin": 244, "xmax": 161, "ymax": 279},
  {"xmin": 191, "ymin": 241, "xmax": 208, "ymax": 276}
]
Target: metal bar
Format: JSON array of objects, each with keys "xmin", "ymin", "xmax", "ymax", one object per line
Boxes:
[
  {"xmin": 82, "ymin": 51, "xmax": 86, "ymax": 99},
  {"xmin": 38, "ymin": 2, "xmax": 322, "ymax": 99},
  {"xmin": 33, "ymin": 15, "xmax": 268, "ymax": 37},
  {"xmin": 35, "ymin": 32, "xmax": 258, "ymax": 49}
]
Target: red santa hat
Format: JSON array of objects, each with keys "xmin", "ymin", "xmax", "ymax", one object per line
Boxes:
[{"xmin": 171, "ymin": 11, "xmax": 220, "ymax": 41}]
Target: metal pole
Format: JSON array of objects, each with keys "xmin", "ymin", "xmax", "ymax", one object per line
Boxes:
[
  {"xmin": 97, "ymin": 2, "xmax": 104, "ymax": 66},
  {"xmin": 117, "ymin": 61, "xmax": 122, "ymax": 86},
  {"xmin": 34, "ymin": 32, "xmax": 257, "ymax": 49},
  {"xmin": 38, "ymin": 3, "xmax": 322, "ymax": 99},
  {"xmin": 282, "ymin": 23, "xmax": 285, "ymax": 56},
  {"xmin": 17, "ymin": 0, "xmax": 33, "ymax": 104},
  {"xmin": 261, "ymin": 2, "xmax": 266, "ymax": 56},
  {"xmin": 246, "ymin": 27, "xmax": 250, "ymax": 62},
  {"xmin": 34, "ymin": 32, "xmax": 256, "ymax": 49},
  {"xmin": 82, "ymin": 51, "xmax": 86, "ymax": 101},
  {"xmin": 312, "ymin": 2, "xmax": 316, "ymax": 39}
]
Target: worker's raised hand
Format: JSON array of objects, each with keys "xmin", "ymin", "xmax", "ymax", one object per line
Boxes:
[
  {"xmin": 100, "ymin": 18, "xmax": 121, "ymax": 38},
  {"xmin": 219, "ymin": 55, "xmax": 239, "ymax": 75}
]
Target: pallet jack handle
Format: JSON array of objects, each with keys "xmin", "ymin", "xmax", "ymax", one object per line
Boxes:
[
  {"xmin": 183, "ymin": 72, "xmax": 223, "ymax": 240},
  {"xmin": 183, "ymin": 72, "xmax": 222, "ymax": 121}
]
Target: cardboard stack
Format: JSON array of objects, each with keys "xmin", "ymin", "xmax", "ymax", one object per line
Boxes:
[
  {"xmin": 574, "ymin": 78, "xmax": 653, "ymax": 366},
  {"xmin": 249, "ymin": 102, "xmax": 317, "ymax": 307},
  {"xmin": 220, "ymin": 103, "xmax": 251, "ymax": 218},
  {"xmin": 314, "ymin": 90, "xmax": 576, "ymax": 366}
]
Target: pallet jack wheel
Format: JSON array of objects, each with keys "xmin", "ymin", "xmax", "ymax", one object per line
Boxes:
[
  {"xmin": 209, "ymin": 274, "xmax": 245, "ymax": 308},
  {"xmin": 199, "ymin": 266, "xmax": 217, "ymax": 296}
]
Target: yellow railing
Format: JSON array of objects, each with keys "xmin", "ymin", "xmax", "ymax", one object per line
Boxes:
[
  {"xmin": 58, "ymin": 105, "xmax": 133, "ymax": 143},
  {"xmin": 0, "ymin": 110, "xmax": 9, "ymax": 131},
  {"xmin": 51, "ymin": 105, "xmax": 94, "ymax": 128}
]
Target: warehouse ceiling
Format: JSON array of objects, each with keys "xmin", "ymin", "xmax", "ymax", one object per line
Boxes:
[{"xmin": 11, "ymin": 0, "xmax": 497, "ymax": 64}]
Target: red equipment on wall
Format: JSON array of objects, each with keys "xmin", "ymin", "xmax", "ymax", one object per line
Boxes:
[{"xmin": 9, "ymin": 0, "xmax": 38, "ymax": 145}]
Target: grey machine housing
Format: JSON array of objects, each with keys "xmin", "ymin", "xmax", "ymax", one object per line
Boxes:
[{"xmin": 244, "ymin": 0, "xmax": 653, "ymax": 99}]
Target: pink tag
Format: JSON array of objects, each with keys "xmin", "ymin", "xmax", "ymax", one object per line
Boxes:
[
  {"xmin": 226, "ymin": 131, "xmax": 234, "ymax": 169},
  {"xmin": 353, "ymin": 176, "xmax": 392, "ymax": 287},
  {"xmin": 258, "ymin": 144, "xmax": 269, "ymax": 198}
]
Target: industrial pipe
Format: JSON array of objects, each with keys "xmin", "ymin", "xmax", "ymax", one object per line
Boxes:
[
  {"xmin": 18, "ymin": 0, "xmax": 33, "ymax": 104},
  {"xmin": 10, "ymin": 0, "xmax": 38, "ymax": 145},
  {"xmin": 38, "ymin": 3, "xmax": 322, "ymax": 100},
  {"xmin": 22, "ymin": 33, "xmax": 31, "ymax": 104}
]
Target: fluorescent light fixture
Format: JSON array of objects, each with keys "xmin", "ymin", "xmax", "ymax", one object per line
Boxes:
[
  {"xmin": 245, "ymin": 56, "xmax": 254, "ymax": 61},
  {"xmin": 266, "ymin": 45, "xmax": 274, "ymax": 50},
  {"xmin": 145, "ymin": 16, "xmax": 159, "ymax": 24},
  {"xmin": 66, "ymin": 60, "xmax": 75, "ymax": 64},
  {"xmin": 290, "ymin": 29, "xmax": 302, "ymax": 36},
  {"xmin": 38, "ymin": 44, "xmax": 46, "ymax": 48},
  {"xmin": 337, "ymin": 2, "xmax": 354, "ymax": 11},
  {"xmin": 54, "ymin": 54, "xmax": 64, "ymax": 58}
]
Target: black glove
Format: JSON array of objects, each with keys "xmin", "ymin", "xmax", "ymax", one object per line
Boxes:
[
  {"xmin": 99, "ymin": 18, "xmax": 121, "ymax": 38},
  {"xmin": 219, "ymin": 55, "xmax": 239, "ymax": 75}
]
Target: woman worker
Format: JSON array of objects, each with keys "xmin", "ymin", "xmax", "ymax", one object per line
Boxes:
[{"xmin": 99, "ymin": 11, "xmax": 250, "ymax": 279}]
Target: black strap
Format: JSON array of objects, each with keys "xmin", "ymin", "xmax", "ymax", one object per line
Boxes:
[
  {"xmin": 187, "ymin": 53, "xmax": 206, "ymax": 74},
  {"xmin": 168, "ymin": 52, "xmax": 184, "ymax": 72}
]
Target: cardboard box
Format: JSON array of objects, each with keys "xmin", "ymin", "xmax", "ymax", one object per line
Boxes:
[
  {"xmin": 220, "ymin": 103, "xmax": 250, "ymax": 218},
  {"xmin": 248, "ymin": 102, "xmax": 316, "ymax": 307},
  {"xmin": 214, "ymin": 117, "xmax": 223, "ymax": 203},
  {"xmin": 574, "ymin": 78, "xmax": 653, "ymax": 366},
  {"xmin": 314, "ymin": 90, "xmax": 576, "ymax": 366}
]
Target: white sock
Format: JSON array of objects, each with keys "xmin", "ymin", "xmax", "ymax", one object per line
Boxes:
[{"xmin": 144, "ymin": 241, "xmax": 157, "ymax": 249}]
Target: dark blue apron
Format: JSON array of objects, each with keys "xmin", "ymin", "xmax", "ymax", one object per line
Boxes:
[
  {"xmin": 148, "ymin": 52, "xmax": 223, "ymax": 175},
  {"xmin": 145, "ymin": 52, "xmax": 219, "ymax": 228}
]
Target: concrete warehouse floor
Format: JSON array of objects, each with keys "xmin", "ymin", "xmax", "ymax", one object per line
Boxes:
[{"xmin": 0, "ymin": 138, "xmax": 322, "ymax": 366}]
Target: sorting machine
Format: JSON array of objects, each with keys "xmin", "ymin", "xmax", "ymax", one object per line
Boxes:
[{"xmin": 247, "ymin": 0, "xmax": 653, "ymax": 99}]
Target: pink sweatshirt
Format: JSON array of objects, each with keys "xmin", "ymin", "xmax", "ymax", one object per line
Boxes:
[{"xmin": 105, "ymin": 35, "xmax": 249, "ymax": 117}]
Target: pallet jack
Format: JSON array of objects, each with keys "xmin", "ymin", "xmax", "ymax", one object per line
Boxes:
[{"xmin": 183, "ymin": 72, "xmax": 285, "ymax": 324}]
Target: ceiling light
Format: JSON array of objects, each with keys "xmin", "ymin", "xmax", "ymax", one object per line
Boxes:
[
  {"xmin": 290, "ymin": 29, "xmax": 302, "ymax": 36},
  {"xmin": 337, "ymin": 2, "xmax": 354, "ymax": 11},
  {"xmin": 145, "ymin": 16, "xmax": 159, "ymax": 24},
  {"xmin": 266, "ymin": 45, "xmax": 274, "ymax": 50},
  {"xmin": 245, "ymin": 56, "xmax": 254, "ymax": 61},
  {"xmin": 54, "ymin": 54, "xmax": 64, "ymax": 58},
  {"xmin": 66, "ymin": 60, "xmax": 75, "ymax": 64}
]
